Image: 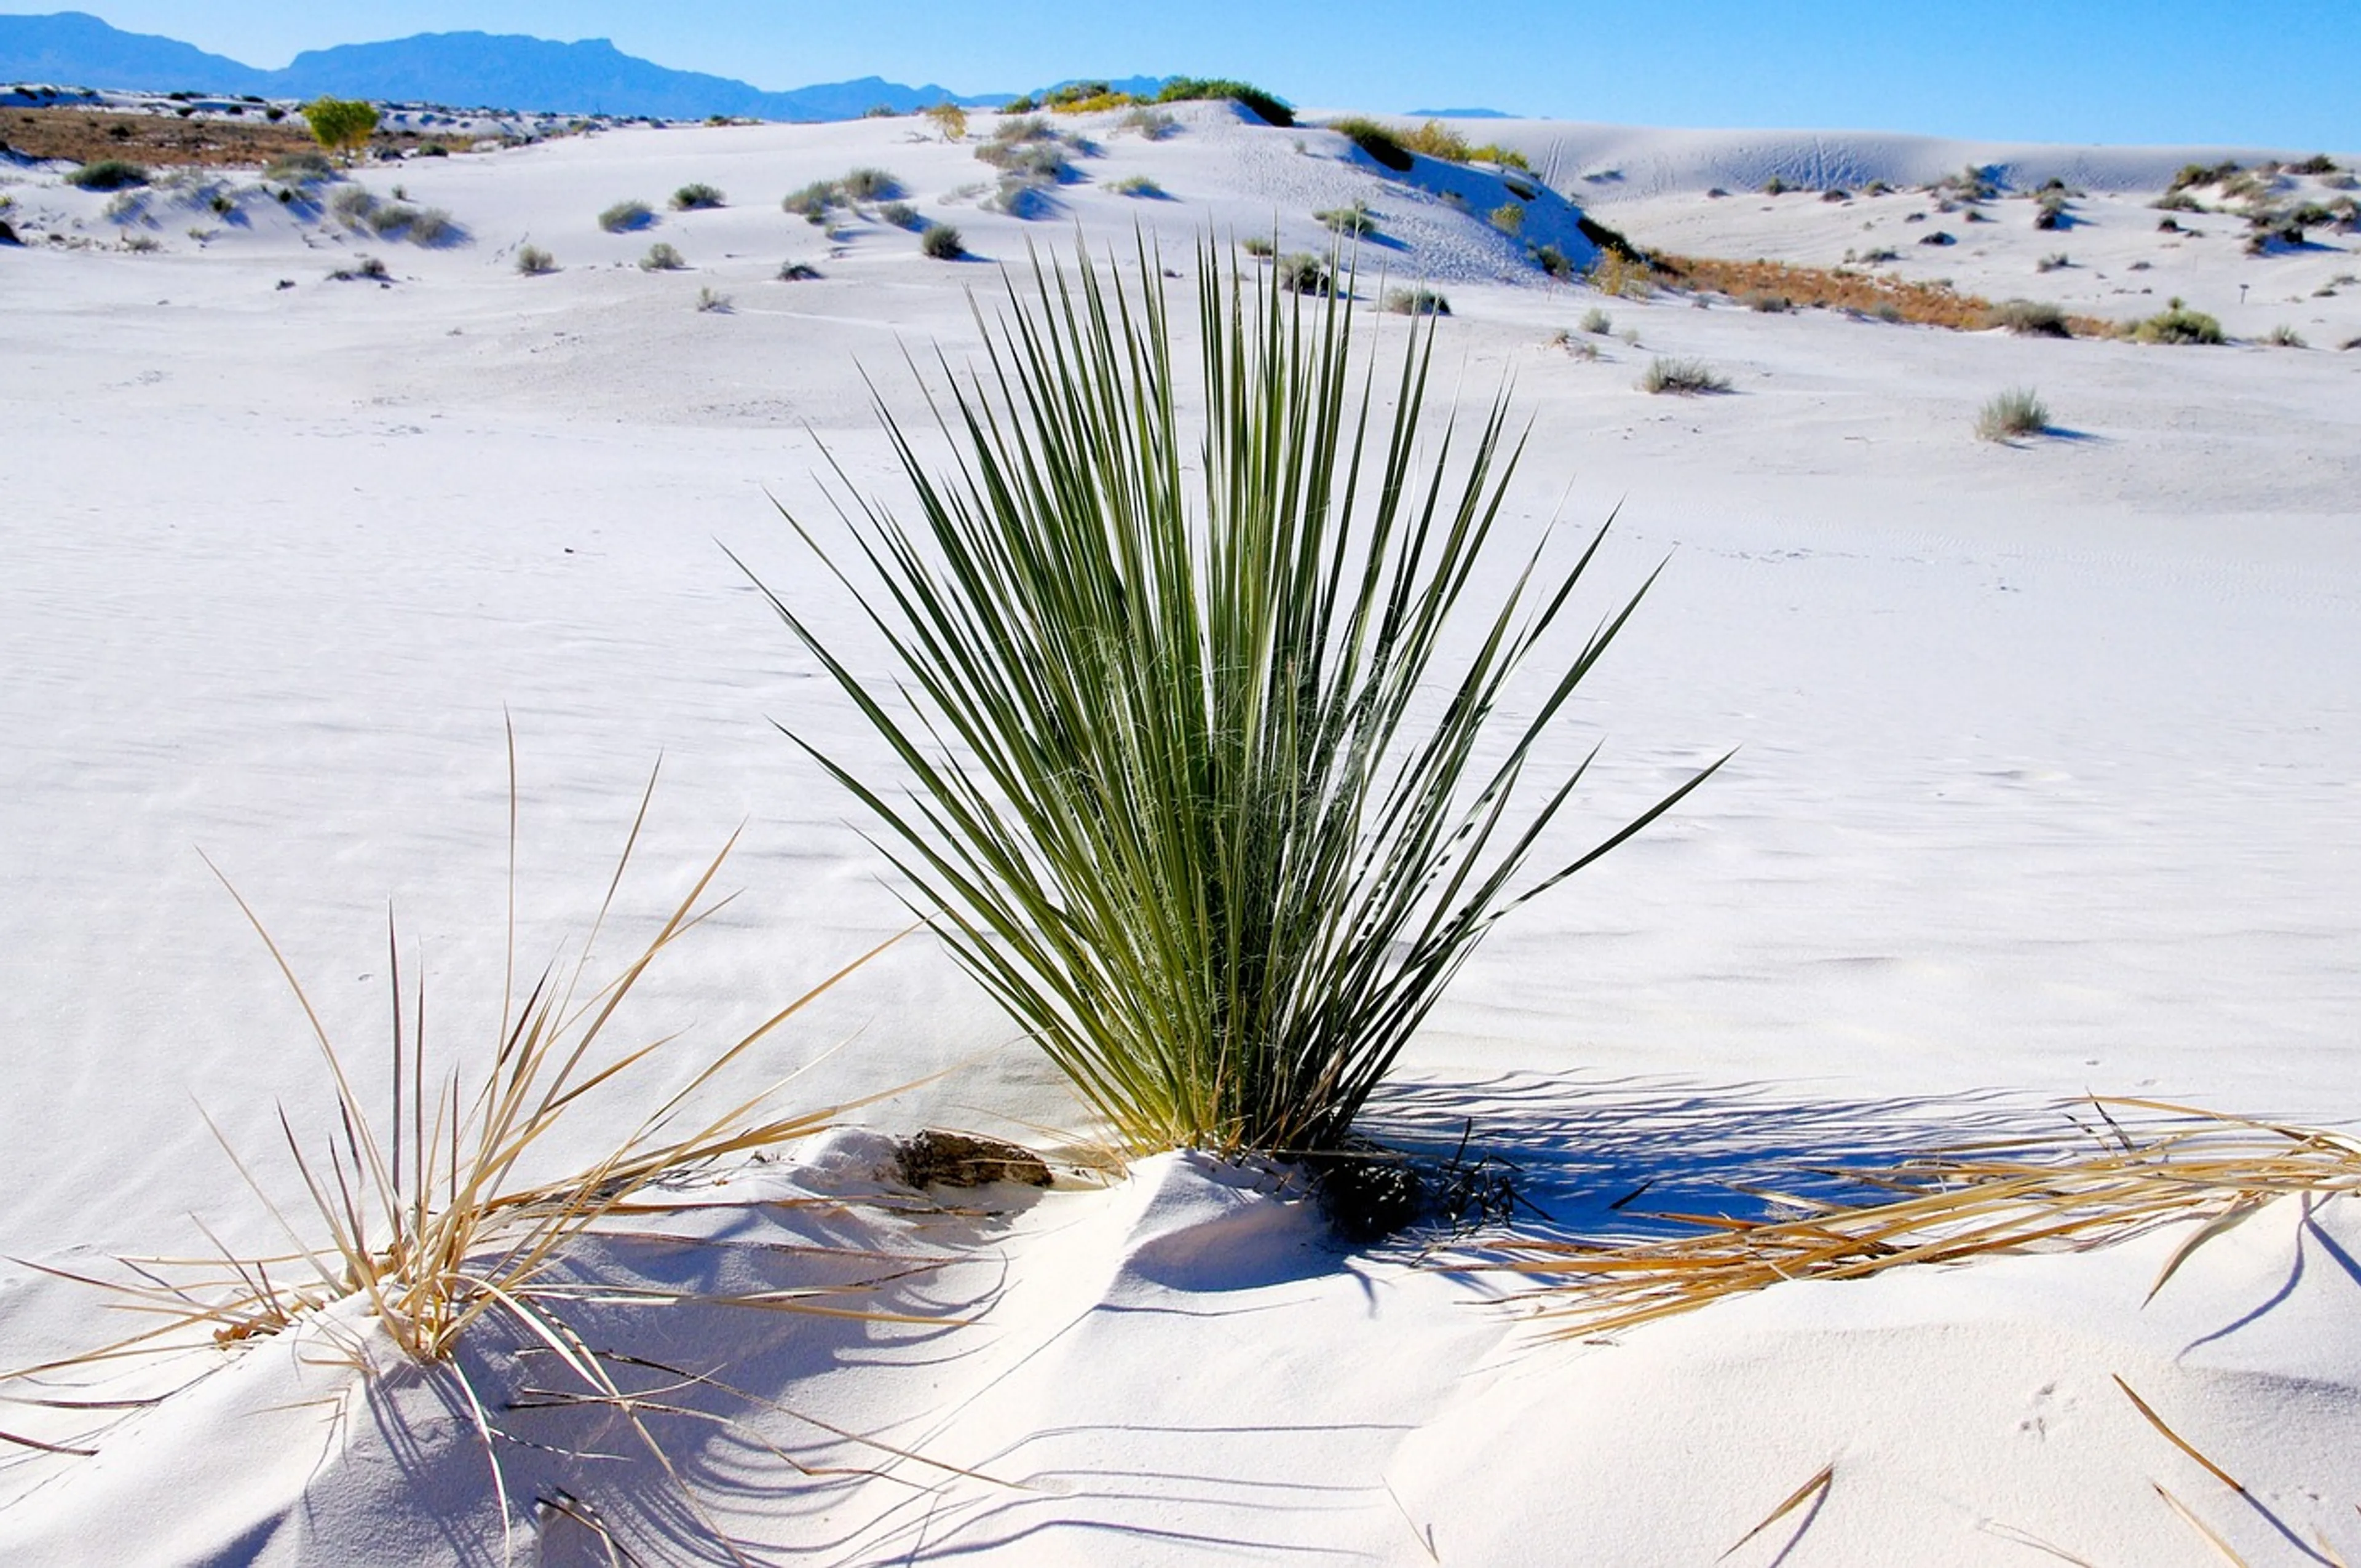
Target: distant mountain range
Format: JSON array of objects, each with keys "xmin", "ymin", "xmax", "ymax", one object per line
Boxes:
[{"xmin": 0, "ymin": 10, "xmax": 1029, "ymax": 120}]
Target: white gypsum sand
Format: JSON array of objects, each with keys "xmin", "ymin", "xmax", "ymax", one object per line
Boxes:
[{"xmin": 1, "ymin": 101, "xmax": 2357, "ymax": 1564}]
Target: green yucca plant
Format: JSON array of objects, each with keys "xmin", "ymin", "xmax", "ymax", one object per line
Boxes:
[{"xmin": 744, "ymin": 237, "xmax": 1720, "ymax": 1155}]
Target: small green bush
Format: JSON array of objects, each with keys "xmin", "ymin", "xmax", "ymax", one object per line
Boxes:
[
  {"xmin": 1155, "ymin": 77, "xmax": 1293, "ymax": 127},
  {"xmin": 878, "ymin": 200, "xmax": 921, "ymax": 228},
  {"xmin": 778, "ymin": 260, "xmax": 821, "ymax": 280},
  {"xmin": 1975, "ymin": 387, "xmax": 2048, "ymax": 440},
  {"xmin": 599, "ymin": 199, "xmax": 653, "ymax": 232},
  {"xmin": 1328, "ymin": 116, "xmax": 1412, "ymax": 172},
  {"xmin": 2264, "ymin": 324, "xmax": 2306, "ymax": 347},
  {"xmin": 843, "ymin": 167, "xmax": 900, "ymax": 200},
  {"xmin": 1118, "ymin": 106, "xmax": 1177, "ymax": 140},
  {"xmin": 671, "ymin": 183, "xmax": 725, "ymax": 211},
  {"xmin": 1316, "ymin": 200, "xmax": 1375, "ymax": 236},
  {"xmin": 1109, "ymin": 175, "xmax": 1165, "ymax": 198},
  {"xmin": 921, "ymin": 223, "xmax": 965, "ymax": 259},
  {"xmin": 1640, "ymin": 357, "xmax": 1730, "ymax": 395},
  {"xmin": 2133, "ymin": 299, "xmax": 2224, "ymax": 344},
  {"xmin": 1383, "ymin": 286, "xmax": 1449, "ymax": 315},
  {"xmin": 1580, "ymin": 307, "xmax": 1612, "ymax": 335},
  {"xmin": 67, "ymin": 159, "xmax": 148, "ymax": 191},
  {"xmin": 1278, "ymin": 252, "xmax": 1331, "ymax": 295},
  {"xmin": 695, "ymin": 285, "xmax": 731, "ymax": 312},
  {"xmin": 301, "ymin": 96, "xmax": 379, "ymax": 154},
  {"xmin": 1762, "ymin": 175, "xmax": 1789, "ymax": 196},
  {"xmin": 264, "ymin": 151, "xmax": 334, "ymax": 185},
  {"xmin": 783, "ymin": 181, "xmax": 837, "ymax": 221},
  {"xmin": 1986, "ymin": 298, "xmax": 2071, "ymax": 337},
  {"xmin": 1241, "ymin": 234, "xmax": 1276, "ymax": 258},
  {"xmin": 1488, "ymin": 202, "xmax": 1524, "ymax": 236},
  {"xmin": 515, "ymin": 244, "xmax": 556, "ymax": 275},
  {"xmin": 641, "ymin": 240, "xmax": 686, "ymax": 271},
  {"xmin": 1533, "ymin": 244, "xmax": 1575, "ymax": 279},
  {"xmin": 366, "ymin": 202, "xmax": 418, "ymax": 236}
]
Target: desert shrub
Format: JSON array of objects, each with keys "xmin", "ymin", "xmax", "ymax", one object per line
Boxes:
[
  {"xmin": 2035, "ymin": 251, "xmax": 2070, "ymax": 272},
  {"xmin": 1762, "ymin": 175, "xmax": 1789, "ymax": 195},
  {"xmin": 2152, "ymin": 190, "xmax": 2202, "ymax": 213},
  {"xmin": 1640, "ymin": 357, "xmax": 1730, "ymax": 394},
  {"xmin": 879, "ymin": 199, "xmax": 922, "ymax": 228},
  {"xmin": 641, "ymin": 240, "xmax": 686, "ymax": 271},
  {"xmin": 1316, "ymin": 200, "xmax": 1375, "ymax": 236},
  {"xmin": 1746, "ymin": 291, "xmax": 1790, "ymax": 312},
  {"xmin": 1109, "ymin": 175, "xmax": 1165, "ymax": 197},
  {"xmin": 1533, "ymin": 244, "xmax": 1575, "ymax": 279},
  {"xmin": 783, "ymin": 180, "xmax": 838, "ymax": 221},
  {"xmin": 2157, "ymin": 215, "xmax": 2183, "ymax": 232},
  {"xmin": 1488, "ymin": 201, "xmax": 1524, "ymax": 235},
  {"xmin": 1329, "ymin": 116, "xmax": 1412, "ymax": 171},
  {"xmin": 1580, "ymin": 306, "xmax": 1612, "ymax": 334},
  {"xmin": 67, "ymin": 159, "xmax": 148, "ymax": 191},
  {"xmin": 1000, "ymin": 95, "xmax": 1036, "ymax": 114},
  {"xmin": 695, "ymin": 285, "xmax": 731, "ymax": 312},
  {"xmin": 1156, "ymin": 77, "xmax": 1293, "ymax": 126},
  {"xmin": 1986, "ymin": 298, "xmax": 2071, "ymax": 336},
  {"xmin": 418, "ymin": 141, "xmax": 448, "ymax": 157},
  {"xmin": 1383, "ymin": 285, "xmax": 1450, "ymax": 315},
  {"xmin": 100, "ymin": 189, "xmax": 144, "ymax": 221},
  {"xmin": 264, "ymin": 151, "xmax": 334, "ymax": 184},
  {"xmin": 843, "ymin": 167, "xmax": 900, "ymax": 200},
  {"xmin": 2035, "ymin": 192, "xmax": 2070, "ymax": 229},
  {"xmin": 408, "ymin": 208, "xmax": 455, "ymax": 244},
  {"xmin": 599, "ymin": 198, "xmax": 653, "ymax": 232},
  {"xmin": 515, "ymin": 244, "xmax": 556, "ymax": 275},
  {"xmin": 1278, "ymin": 251, "xmax": 1331, "ymax": 295},
  {"xmin": 976, "ymin": 139, "xmax": 1071, "ymax": 181},
  {"xmin": 741, "ymin": 239, "xmax": 1714, "ymax": 1153},
  {"xmin": 1860, "ymin": 246, "xmax": 1900, "ymax": 263},
  {"xmin": 1241, "ymin": 234, "xmax": 1275, "ymax": 258},
  {"xmin": 366, "ymin": 201, "xmax": 419, "ymax": 235},
  {"xmin": 920, "ymin": 223, "xmax": 964, "ymax": 259},
  {"xmin": 329, "ymin": 184, "xmax": 376, "ymax": 224},
  {"xmin": 923, "ymin": 102, "xmax": 968, "ymax": 141},
  {"xmin": 2288, "ymin": 153, "xmax": 2338, "ymax": 176},
  {"xmin": 1936, "ymin": 164, "xmax": 1999, "ymax": 200},
  {"xmin": 1118, "ymin": 106, "xmax": 1177, "ymax": 140},
  {"xmin": 2170, "ymin": 160, "xmax": 2240, "ymax": 192},
  {"xmin": 671, "ymin": 182, "xmax": 725, "ymax": 210},
  {"xmin": 1591, "ymin": 250, "xmax": 1654, "ymax": 298},
  {"xmin": 2264, "ymin": 324, "xmax": 2306, "ymax": 347},
  {"xmin": 991, "ymin": 114, "xmax": 1054, "ymax": 144},
  {"xmin": 778, "ymin": 259, "xmax": 821, "ymax": 280},
  {"xmin": 121, "ymin": 232, "xmax": 160, "ymax": 252},
  {"xmin": 1975, "ymin": 387, "xmax": 2048, "ymax": 441},
  {"xmin": 301, "ymin": 96, "xmax": 379, "ymax": 154},
  {"xmin": 1045, "ymin": 81, "xmax": 1121, "ymax": 110},
  {"xmin": 1822, "ymin": 188, "xmax": 1851, "ymax": 202},
  {"xmin": 328, "ymin": 253, "xmax": 390, "ymax": 281},
  {"xmin": 2133, "ymin": 299, "xmax": 2224, "ymax": 344}
]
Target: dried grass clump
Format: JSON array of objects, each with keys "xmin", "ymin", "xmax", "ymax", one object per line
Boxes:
[
  {"xmin": 2264, "ymin": 323, "xmax": 2306, "ymax": 348},
  {"xmin": 1985, "ymin": 298, "xmax": 2071, "ymax": 336},
  {"xmin": 670, "ymin": 182, "xmax": 725, "ymax": 211},
  {"xmin": 1383, "ymin": 285, "xmax": 1450, "ymax": 315},
  {"xmin": 1660, "ymin": 253, "xmax": 2117, "ymax": 334},
  {"xmin": 515, "ymin": 244, "xmax": 556, "ymax": 275},
  {"xmin": 640, "ymin": 240, "xmax": 686, "ymax": 271},
  {"xmin": 1640, "ymin": 357, "xmax": 1729, "ymax": 394},
  {"xmin": 1327, "ymin": 115, "xmax": 1413, "ymax": 172},
  {"xmin": 1480, "ymin": 1100, "xmax": 2361, "ymax": 1340},
  {"xmin": 920, "ymin": 223, "xmax": 964, "ymax": 259},
  {"xmin": 1109, "ymin": 175, "xmax": 1165, "ymax": 198},
  {"xmin": 1975, "ymin": 386, "xmax": 2049, "ymax": 441},
  {"xmin": 66, "ymin": 157, "xmax": 148, "ymax": 191},
  {"xmin": 694, "ymin": 285, "xmax": 732, "ymax": 312}
]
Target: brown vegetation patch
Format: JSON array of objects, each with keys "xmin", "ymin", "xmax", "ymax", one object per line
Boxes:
[
  {"xmin": 1, "ymin": 106, "xmax": 435, "ymax": 169},
  {"xmin": 1656, "ymin": 253, "xmax": 2113, "ymax": 335}
]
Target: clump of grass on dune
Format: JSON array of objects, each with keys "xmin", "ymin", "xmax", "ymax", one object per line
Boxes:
[
  {"xmin": 670, "ymin": 181, "xmax": 726, "ymax": 211},
  {"xmin": 1640, "ymin": 356, "xmax": 1729, "ymax": 394},
  {"xmin": 1985, "ymin": 298, "xmax": 2071, "ymax": 336},
  {"xmin": 598, "ymin": 198, "xmax": 653, "ymax": 232},
  {"xmin": 738, "ymin": 239, "xmax": 1721, "ymax": 1156},
  {"xmin": 1479, "ymin": 1099, "xmax": 2361, "ymax": 1340},
  {"xmin": 2, "ymin": 759, "xmax": 922, "ymax": 1551},
  {"xmin": 2133, "ymin": 298, "xmax": 2225, "ymax": 344},
  {"xmin": 1976, "ymin": 387, "xmax": 2049, "ymax": 441}
]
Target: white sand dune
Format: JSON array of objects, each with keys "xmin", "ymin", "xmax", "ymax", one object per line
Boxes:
[{"xmin": 2, "ymin": 100, "xmax": 2357, "ymax": 1563}]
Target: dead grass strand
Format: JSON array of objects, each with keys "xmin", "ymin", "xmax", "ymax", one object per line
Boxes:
[
  {"xmin": 1720, "ymin": 1461, "xmax": 1834, "ymax": 1559},
  {"xmin": 2115, "ymin": 1374, "xmax": 2247, "ymax": 1493}
]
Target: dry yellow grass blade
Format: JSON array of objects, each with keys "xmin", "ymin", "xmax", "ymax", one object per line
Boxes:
[
  {"xmin": 1472, "ymin": 1099, "xmax": 2361, "ymax": 1339},
  {"xmin": 1978, "ymin": 1519, "xmax": 2098, "ymax": 1565},
  {"xmin": 2155, "ymin": 1482, "xmax": 2253, "ymax": 1567},
  {"xmin": 2114, "ymin": 1374, "xmax": 2246, "ymax": 1494},
  {"xmin": 1719, "ymin": 1461, "xmax": 1833, "ymax": 1560}
]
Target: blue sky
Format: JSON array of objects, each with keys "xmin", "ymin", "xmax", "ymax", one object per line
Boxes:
[{"xmin": 10, "ymin": 1, "xmax": 2357, "ymax": 148}]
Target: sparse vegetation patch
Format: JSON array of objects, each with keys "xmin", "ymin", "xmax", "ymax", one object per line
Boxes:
[
  {"xmin": 599, "ymin": 199, "xmax": 653, "ymax": 232},
  {"xmin": 1975, "ymin": 387, "xmax": 2049, "ymax": 441},
  {"xmin": 1383, "ymin": 286, "xmax": 1450, "ymax": 315},
  {"xmin": 670, "ymin": 182, "xmax": 725, "ymax": 210},
  {"xmin": 1640, "ymin": 357, "xmax": 1730, "ymax": 395}
]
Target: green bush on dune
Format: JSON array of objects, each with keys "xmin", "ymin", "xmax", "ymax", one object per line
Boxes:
[{"xmin": 740, "ymin": 241, "xmax": 1718, "ymax": 1155}]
